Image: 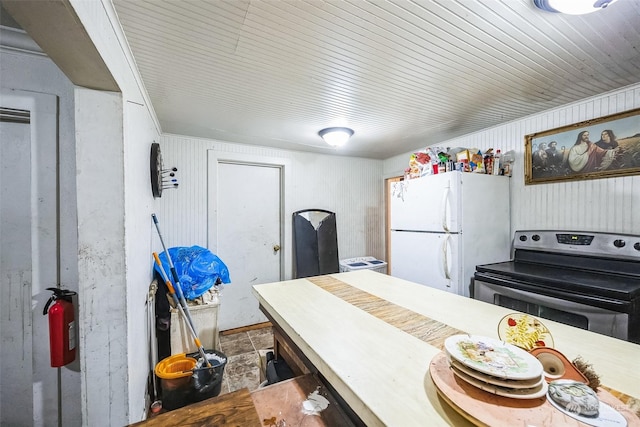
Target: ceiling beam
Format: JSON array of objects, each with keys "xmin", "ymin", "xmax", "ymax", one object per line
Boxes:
[{"xmin": 2, "ymin": 0, "xmax": 119, "ymax": 92}]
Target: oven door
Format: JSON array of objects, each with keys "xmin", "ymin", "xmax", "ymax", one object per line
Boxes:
[{"xmin": 473, "ymin": 280, "xmax": 629, "ymax": 341}]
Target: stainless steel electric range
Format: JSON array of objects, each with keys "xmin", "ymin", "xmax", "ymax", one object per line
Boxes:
[{"xmin": 473, "ymin": 230, "xmax": 640, "ymax": 344}]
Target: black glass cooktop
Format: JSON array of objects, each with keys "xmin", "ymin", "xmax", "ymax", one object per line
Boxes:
[{"xmin": 476, "ymin": 261, "xmax": 640, "ymax": 301}]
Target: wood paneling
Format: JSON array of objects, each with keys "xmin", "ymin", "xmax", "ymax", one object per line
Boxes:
[{"xmin": 112, "ymin": 1, "xmax": 640, "ymax": 159}]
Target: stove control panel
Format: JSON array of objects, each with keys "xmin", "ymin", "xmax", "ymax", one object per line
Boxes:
[
  {"xmin": 514, "ymin": 230, "xmax": 640, "ymax": 260},
  {"xmin": 556, "ymin": 233, "xmax": 594, "ymax": 245}
]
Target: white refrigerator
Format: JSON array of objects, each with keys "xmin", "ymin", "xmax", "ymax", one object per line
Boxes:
[{"xmin": 390, "ymin": 171, "xmax": 511, "ymax": 297}]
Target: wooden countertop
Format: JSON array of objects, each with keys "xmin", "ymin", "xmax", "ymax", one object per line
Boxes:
[
  {"xmin": 130, "ymin": 388, "xmax": 261, "ymax": 426},
  {"xmin": 132, "ymin": 374, "xmax": 351, "ymax": 427},
  {"xmin": 252, "ymin": 270, "xmax": 640, "ymax": 427}
]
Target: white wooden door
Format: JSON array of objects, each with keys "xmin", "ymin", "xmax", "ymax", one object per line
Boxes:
[
  {"xmin": 1, "ymin": 90, "xmax": 60, "ymax": 426},
  {"xmin": 209, "ymin": 156, "xmax": 284, "ymax": 331}
]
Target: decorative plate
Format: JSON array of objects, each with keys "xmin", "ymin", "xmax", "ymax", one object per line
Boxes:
[
  {"xmin": 548, "ymin": 380, "xmax": 600, "ymax": 417},
  {"xmin": 547, "ymin": 381, "xmax": 628, "ymax": 427},
  {"xmin": 444, "ymin": 334, "xmax": 543, "ymax": 381},
  {"xmin": 448, "ymin": 357, "xmax": 544, "ymax": 389},
  {"xmin": 498, "ymin": 313, "xmax": 554, "ymax": 351},
  {"xmin": 450, "ymin": 362, "xmax": 548, "ymax": 399}
]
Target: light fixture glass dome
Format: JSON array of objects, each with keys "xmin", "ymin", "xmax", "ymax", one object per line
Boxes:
[
  {"xmin": 318, "ymin": 127, "xmax": 354, "ymax": 147},
  {"xmin": 533, "ymin": 0, "xmax": 618, "ymax": 14}
]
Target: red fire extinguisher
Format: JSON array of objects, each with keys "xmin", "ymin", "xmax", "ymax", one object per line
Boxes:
[{"xmin": 43, "ymin": 287, "xmax": 77, "ymax": 367}]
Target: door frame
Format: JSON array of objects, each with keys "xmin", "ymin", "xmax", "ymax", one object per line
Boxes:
[
  {"xmin": 1, "ymin": 89, "xmax": 69, "ymax": 425},
  {"xmin": 207, "ymin": 151, "xmax": 292, "ymax": 280},
  {"xmin": 385, "ymin": 175, "xmax": 403, "ymax": 275}
]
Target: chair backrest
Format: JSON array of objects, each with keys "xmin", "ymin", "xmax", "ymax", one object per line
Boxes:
[{"xmin": 292, "ymin": 209, "xmax": 339, "ymax": 278}]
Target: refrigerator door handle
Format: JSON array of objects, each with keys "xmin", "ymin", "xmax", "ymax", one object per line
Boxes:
[
  {"xmin": 442, "ymin": 235, "xmax": 451, "ymax": 283},
  {"xmin": 441, "ymin": 184, "xmax": 450, "ymax": 232}
]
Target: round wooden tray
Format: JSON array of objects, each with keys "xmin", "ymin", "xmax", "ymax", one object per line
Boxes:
[{"xmin": 429, "ymin": 352, "xmax": 639, "ymax": 427}]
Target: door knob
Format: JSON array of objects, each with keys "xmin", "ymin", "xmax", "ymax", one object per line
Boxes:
[{"xmin": 273, "ymin": 244, "xmax": 281, "ymax": 252}]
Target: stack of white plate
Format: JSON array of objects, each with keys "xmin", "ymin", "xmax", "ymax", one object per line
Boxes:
[{"xmin": 444, "ymin": 334, "xmax": 548, "ymax": 399}]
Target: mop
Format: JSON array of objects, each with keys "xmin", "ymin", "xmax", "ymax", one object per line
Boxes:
[
  {"xmin": 153, "ymin": 252, "xmax": 211, "ymax": 368},
  {"xmin": 152, "ymin": 213, "xmax": 211, "ymax": 368}
]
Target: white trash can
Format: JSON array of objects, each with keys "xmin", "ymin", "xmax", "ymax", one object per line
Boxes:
[{"xmin": 170, "ymin": 302, "xmax": 220, "ymax": 353}]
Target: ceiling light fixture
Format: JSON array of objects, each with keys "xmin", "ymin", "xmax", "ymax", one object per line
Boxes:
[
  {"xmin": 533, "ymin": 0, "xmax": 618, "ymax": 14},
  {"xmin": 318, "ymin": 127, "xmax": 354, "ymax": 147}
]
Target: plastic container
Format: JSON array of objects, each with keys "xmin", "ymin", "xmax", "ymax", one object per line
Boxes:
[
  {"xmin": 339, "ymin": 256, "xmax": 387, "ymax": 274},
  {"xmin": 501, "ymin": 150, "xmax": 516, "ymax": 177},
  {"xmin": 155, "ymin": 354, "xmax": 198, "ymax": 410},
  {"xmin": 155, "ymin": 354, "xmax": 197, "ymax": 390},
  {"xmin": 170, "ymin": 302, "xmax": 220, "ymax": 354},
  {"xmin": 188, "ymin": 349, "xmax": 227, "ymax": 404},
  {"xmin": 155, "ymin": 350, "xmax": 228, "ymax": 411}
]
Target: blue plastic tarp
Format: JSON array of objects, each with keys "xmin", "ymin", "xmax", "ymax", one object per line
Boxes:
[{"xmin": 154, "ymin": 246, "xmax": 231, "ymax": 300}]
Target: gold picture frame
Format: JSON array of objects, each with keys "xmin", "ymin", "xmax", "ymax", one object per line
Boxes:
[{"xmin": 525, "ymin": 108, "xmax": 640, "ymax": 185}]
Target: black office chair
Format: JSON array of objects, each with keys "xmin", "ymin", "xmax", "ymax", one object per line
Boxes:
[{"xmin": 292, "ymin": 209, "xmax": 339, "ymax": 278}]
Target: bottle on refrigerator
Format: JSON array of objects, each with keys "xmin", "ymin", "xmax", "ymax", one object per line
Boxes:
[{"xmin": 493, "ymin": 149, "xmax": 501, "ymax": 175}]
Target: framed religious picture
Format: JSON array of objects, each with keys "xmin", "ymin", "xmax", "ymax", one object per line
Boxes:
[{"xmin": 524, "ymin": 108, "xmax": 640, "ymax": 185}]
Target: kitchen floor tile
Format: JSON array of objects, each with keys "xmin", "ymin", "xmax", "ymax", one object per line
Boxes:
[
  {"xmin": 249, "ymin": 331, "xmax": 274, "ymax": 351},
  {"xmin": 217, "ymin": 325, "xmax": 272, "ymax": 397},
  {"xmin": 226, "ymin": 368, "xmax": 261, "ymax": 393},
  {"xmin": 225, "ymin": 352, "xmax": 259, "ymax": 377},
  {"xmin": 219, "ymin": 332, "xmax": 254, "ymax": 356}
]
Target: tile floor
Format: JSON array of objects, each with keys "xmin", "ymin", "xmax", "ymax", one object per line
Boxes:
[{"xmin": 218, "ymin": 326, "xmax": 274, "ymax": 395}]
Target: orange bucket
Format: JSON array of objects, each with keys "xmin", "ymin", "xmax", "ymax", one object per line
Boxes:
[{"xmin": 155, "ymin": 354, "xmax": 197, "ymax": 391}]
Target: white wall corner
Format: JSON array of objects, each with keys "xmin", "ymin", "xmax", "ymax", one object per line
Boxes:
[{"xmin": 74, "ymin": 87, "xmax": 129, "ymax": 425}]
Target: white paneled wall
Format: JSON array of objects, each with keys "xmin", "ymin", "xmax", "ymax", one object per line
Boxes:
[
  {"xmin": 385, "ymin": 83, "xmax": 640, "ymax": 236},
  {"xmin": 157, "ymin": 135, "xmax": 384, "ymax": 279},
  {"xmin": 158, "ymin": 83, "xmax": 639, "ymax": 286}
]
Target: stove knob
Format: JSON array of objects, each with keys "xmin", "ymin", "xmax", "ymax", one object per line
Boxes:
[
  {"xmin": 519, "ymin": 235, "xmax": 527, "ymax": 241},
  {"xmin": 613, "ymin": 239, "xmax": 626, "ymax": 248},
  {"xmin": 532, "ymin": 234, "xmax": 540, "ymax": 241},
  {"xmin": 634, "ymin": 242, "xmax": 640, "ymax": 251}
]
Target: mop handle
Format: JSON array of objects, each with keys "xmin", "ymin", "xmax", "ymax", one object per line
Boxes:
[
  {"xmin": 153, "ymin": 253, "xmax": 181, "ymax": 304},
  {"xmin": 151, "ymin": 215, "xmax": 196, "ymax": 333},
  {"xmin": 152, "ymin": 214, "xmax": 180, "ymax": 285},
  {"xmin": 153, "ymin": 253, "xmax": 211, "ymax": 367},
  {"xmin": 151, "ymin": 215, "xmax": 210, "ymax": 366}
]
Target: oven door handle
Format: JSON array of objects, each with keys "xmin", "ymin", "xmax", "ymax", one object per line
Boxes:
[
  {"xmin": 473, "ymin": 272, "xmax": 630, "ymax": 311},
  {"xmin": 442, "ymin": 234, "xmax": 451, "ymax": 281}
]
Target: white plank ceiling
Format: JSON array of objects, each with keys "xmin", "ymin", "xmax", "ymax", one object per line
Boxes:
[{"xmin": 112, "ymin": 0, "xmax": 640, "ymax": 159}]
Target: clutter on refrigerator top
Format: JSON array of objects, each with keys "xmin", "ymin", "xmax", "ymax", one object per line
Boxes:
[{"xmin": 405, "ymin": 146, "xmax": 515, "ymax": 180}]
